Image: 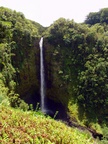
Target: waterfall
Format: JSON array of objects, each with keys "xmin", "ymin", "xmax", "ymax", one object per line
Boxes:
[
  {"xmin": 39, "ymin": 37, "xmax": 46, "ymax": 112},
  {"xmin": 39, "ymin": 37, "xmax": 53, "ymax": 116}
]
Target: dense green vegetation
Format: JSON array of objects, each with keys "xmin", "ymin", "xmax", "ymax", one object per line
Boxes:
[
  {"xmin": 0, "ymin": 6, "xmax": 108, "ymax": 143},
  {"xmin": 43, "ymin": 9, "xmax": 108, "ymax": 142},
  {"xmin": 0, "ymin": 6, "xmax": 43, "ymax": 105},
  {"xmin": 85, "ymin": 8, "xmax": 108, "ymax": 25},
  {"xmin": 45, "ymin": 15, "xmax": 108, "ymax": 117}
]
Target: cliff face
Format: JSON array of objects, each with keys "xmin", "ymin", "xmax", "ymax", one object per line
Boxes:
[
  {"xmin": 14, "ymin": 38, "xmax": 40, "ymax": 106},
  {"xmin": 14, "ymin": 37, "xmax": 75, "ymax": 111},
  {"xmin": 44, "ymin": 39, "xmax": 74, "ymax": 105},
  {"xmin": 15, "ymin": 38, "xmax": 69, "ymax": 105}
]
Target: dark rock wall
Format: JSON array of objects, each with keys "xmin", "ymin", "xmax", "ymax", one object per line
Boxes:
[
  {"xmin": 15, "ymin": 38, "xmax": 72, "ymax": 111},
  {"xmin": 16, "ymin": 38, "xmax": 40, "ymax": 103}
]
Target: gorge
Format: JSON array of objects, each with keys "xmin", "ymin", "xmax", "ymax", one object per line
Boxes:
[{"xmin": 0, "ymin": 7, "xmax": 108, "ymax": 142}]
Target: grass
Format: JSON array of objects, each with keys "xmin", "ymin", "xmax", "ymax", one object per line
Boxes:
[{"xmin": 0, "ymin": 105, "xmax": 97, "ymax": 144}]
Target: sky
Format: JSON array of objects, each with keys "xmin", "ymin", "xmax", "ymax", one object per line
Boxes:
[{"xmin": 0, "ymin": 0, "xmax": 108, "ymax": 27}]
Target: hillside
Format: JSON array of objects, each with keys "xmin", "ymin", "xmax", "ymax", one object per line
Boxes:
[{"xmin": 0, "ymin": 105, "xmax": 95, "ymax": 144}]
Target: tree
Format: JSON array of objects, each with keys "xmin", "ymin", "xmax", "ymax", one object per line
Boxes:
[
  {"xmin": 77, "ymin": 40, "xmax": 108, "ymax": 115},
  {"xmin": 85, "ymin": 12, "xmax": 100, "ymax": 25},
  {"xmin": 85, "ymin": 8, "xmax": 108, "ymax": 25},
  {"xmin": 100, "ymin": 8, "xmax": 108, "ymax": 24}
]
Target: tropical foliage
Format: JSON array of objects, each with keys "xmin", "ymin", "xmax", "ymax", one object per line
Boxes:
[
  {"xmin": 85, "ymin": 8, "xmax": 108, "ymax": 25},
  {"xmin": 0, "ymin": 6, "xmax": 43, "ymax": 105},
  {"xmin": 45, "ymin": 11, "xmax": 108, "ymax": 120},
  {"xmin": 0, "ymin": 105, "xmax": 95, "ymax": 144},
  {"xmin": 0, "ymin": 6, "xmax": 108, "ymax": 143}
]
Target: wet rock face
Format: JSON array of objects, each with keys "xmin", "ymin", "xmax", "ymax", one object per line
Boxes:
[
  {"xmin": 43, "ymin": 39, "xmax": 71, "ymax": 106},
  {"xmin": 16, "ymin": 39, "xmax": 40, "ymax": 98},
  {"xmin": 16, "ymin": 38, "xmax": 71, "ymax": 114}
]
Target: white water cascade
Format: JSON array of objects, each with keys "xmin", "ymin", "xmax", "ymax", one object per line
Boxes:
[{"xmin": 39, "ymin": 37, "xmax": 46, "ymax": 112}]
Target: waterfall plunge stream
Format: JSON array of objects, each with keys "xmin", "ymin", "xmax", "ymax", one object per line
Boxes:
[{"xmin": 39, "ymin": 37, "xmax": 46, "ymax": 112}]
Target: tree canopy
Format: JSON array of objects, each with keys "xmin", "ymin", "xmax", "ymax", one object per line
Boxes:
[
  {"xmin": 45, "ymin": 15, "xmax": 108, "ymax": 116},
  {"xmin": 85, "ymin": 8, "xmax": 108, "ymax": 25}
]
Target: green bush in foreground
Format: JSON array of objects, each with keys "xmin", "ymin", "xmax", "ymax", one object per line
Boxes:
[{"xmin": 0, "ymin": 105, "xmax": 96, "ymax": 144}]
